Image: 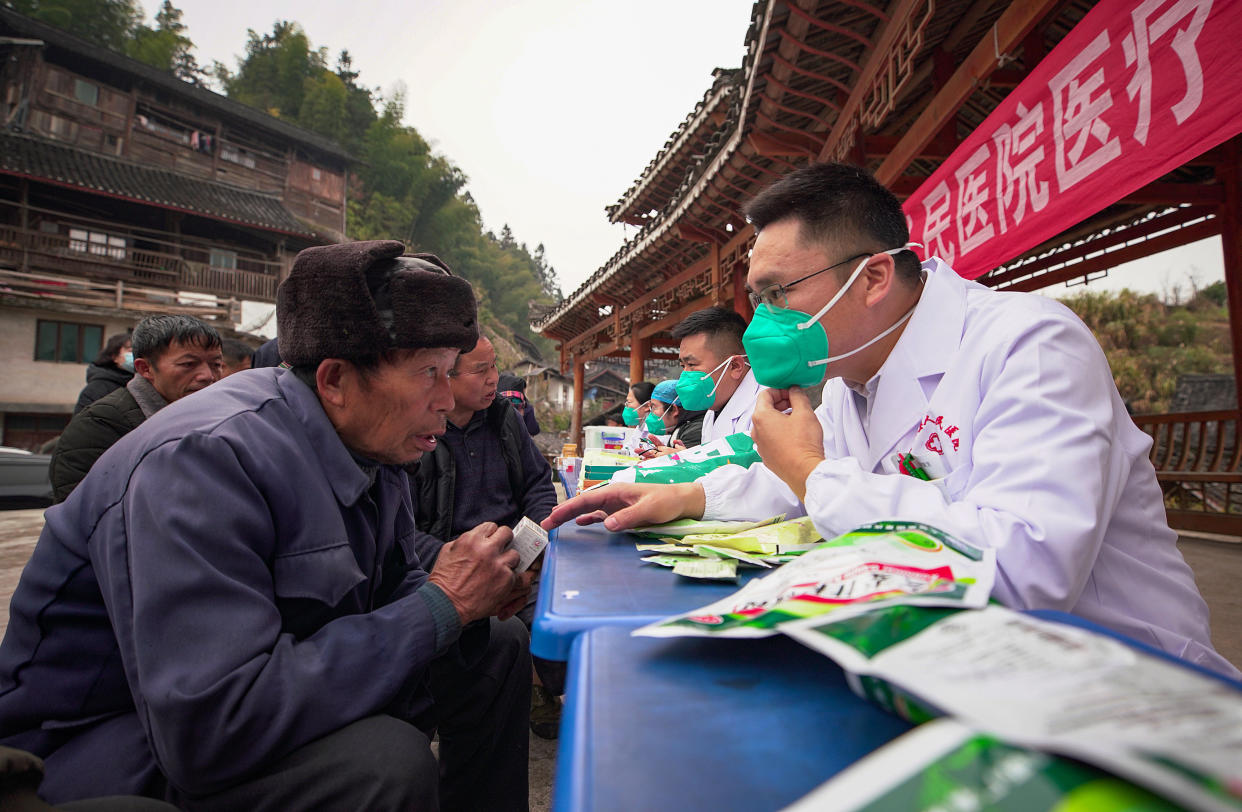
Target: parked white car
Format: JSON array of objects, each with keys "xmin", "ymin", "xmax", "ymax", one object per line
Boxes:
[{"xmin": 0, "ymin": 446, "xmax": 53, "ymax": 508}]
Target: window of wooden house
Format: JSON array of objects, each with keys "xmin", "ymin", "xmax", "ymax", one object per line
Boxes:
[
  {"xmin": 209, "ymin": 249, "xmax": 237, "ymax": 270},
  {"xmin": 73, "ymin": 79, "xmax": 98, "ymax": 106},
  {"xmin": 68, "ymin": 228, "xmax": 126, "ymax": 261},
  {"xmin": 220, "ymin": 144, "xmax": 257, "ymax": 169},
  {"xmin": 35, "ymin": 320, "xmax": 103, "ymax": 363}
]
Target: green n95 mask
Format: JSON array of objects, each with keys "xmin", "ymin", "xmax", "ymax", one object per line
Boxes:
[
  {"xmin": 743, "ymin": 247, "xmax": 919, "ymax": 389},
  {"xmin": 622, "ymin": 406, "xmax": 640, "ymax": 427},
  {"xmin": 674, "ymin": 356, "xmax": 740, "ymax": 411},
  {"xmin": 645, "ymin": 410, "xmax": 667, "ymax": 433}
]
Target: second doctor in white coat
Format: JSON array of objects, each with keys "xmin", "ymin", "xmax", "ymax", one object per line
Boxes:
[{"xmin": 544, "ymin": 163, "xmax": 1238, "ymax": 678}]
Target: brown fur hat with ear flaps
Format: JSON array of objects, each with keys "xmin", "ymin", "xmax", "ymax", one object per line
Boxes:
[{"xmin": 277, "ymin": 240, "xmax": 478, "ymax": 366}]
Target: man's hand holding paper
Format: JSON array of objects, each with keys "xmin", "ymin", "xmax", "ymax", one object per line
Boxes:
[{"xmin": 751, "ymin": 386, "xmax": 825, "ymax": 501}]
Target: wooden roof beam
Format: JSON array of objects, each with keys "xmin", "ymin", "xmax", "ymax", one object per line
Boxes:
[
  {"xmin": 816, "ymin": 0, "xmax": 929, "ymax": 163},
  {"xmin": 864, "ymin": 135, "xmax": 953, "ymax": 161},
  {"xmin": 770, "ymin": 52, "xmax": 852, "ymax": 96},
  {"xmin": 999, "ymin": 218, "xmax": 1221, "ymax": 292},
  {"xmin": 1119, "ymin": 183, "xmax": 1224, "ymax": 206},
  {"xmin": 748, "ymin": 129, "xmax": 820, "ymax": 158},
  {"xmin": 782, "ymin": 2, "xmax": 874, "ymax": 50},
  {"xmin": 873, "ymin": 0, "xmax": 1062, "ymax": 184},
  {"xmin": 678, "ymin": 222, "xmax": 730, "ymax": 245},
  {"xmin": 778, "ymin": 29, "xmax": 862, "ymax": 75},
  {"xmin": 763, "ymin": 72, "xmax": 842, "ymax": 114},
  {"xmin": 985, "ymin": 206, "xmax": 1216, "ymax": 286}
]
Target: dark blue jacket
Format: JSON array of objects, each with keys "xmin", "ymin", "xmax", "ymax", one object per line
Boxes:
[{"xmin": 0, "ymin": 369, "xmax": 457, "ymax": 798}]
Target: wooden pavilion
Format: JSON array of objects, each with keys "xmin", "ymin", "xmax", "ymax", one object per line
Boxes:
[{"xmin": 535, "ymin": 0, "xmax": 1242, "ymax": 532}]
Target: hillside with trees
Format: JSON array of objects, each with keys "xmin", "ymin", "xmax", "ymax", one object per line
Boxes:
[
  {"xmin": 1058, "ymin": 281, "xmax": 1232, "ymax": 414},
  {"xmin": 5, "ymin": 0, "xmax": 564, "ymax": 362}
]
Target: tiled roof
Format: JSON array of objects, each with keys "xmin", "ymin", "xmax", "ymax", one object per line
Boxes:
[
  {"xmin": 0, "ymin": 7, "xmax": 354, "ymax": 164},
  {"xmin": 0, "ymin": 131, "xmax": 316, "ymax": 237}
]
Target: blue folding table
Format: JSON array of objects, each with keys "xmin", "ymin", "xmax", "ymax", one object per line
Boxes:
[
  {"xmin": 554, "ymin": 627, "xmax": 913, "ymax": 811},
  {"xmin": 553, "ymin": 610, "xmax": 1242, "ymax": 811},
  {"xmin": 531, "ymin": 521, "xmax": 767, "ymax": 660}
]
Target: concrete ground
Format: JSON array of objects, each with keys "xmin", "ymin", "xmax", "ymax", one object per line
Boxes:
[{"xmin": 0, "ymin": 508, "xmax": 1237, "ymax": 811}]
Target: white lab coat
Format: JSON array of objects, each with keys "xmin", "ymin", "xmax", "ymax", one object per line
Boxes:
[
  {"xmin": 701, "ymin": 368, "xmax": 764, "ymax": 443},
  {"xmin": 701, "ymin": 258, "xmax": 1238, "ymax": 677}
]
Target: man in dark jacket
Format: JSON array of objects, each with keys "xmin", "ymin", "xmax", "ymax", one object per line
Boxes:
[
  {"xmin": 0, "ymin": 241, "xmax": 532, "ymax": 810},
  {"xmin": 414, "ymin": 338, "xmax": 555, "ymax": 548},
  {"xmin": 412, "ymin": 336, "xmax": 561, "ymax": 736},
  {"xmin": 72, "ymin": 332, "xmax": 132, "ymax": 414},
  {"xmin": 49, "ymin": 315, "xmax": 223, "ymax": 503}
]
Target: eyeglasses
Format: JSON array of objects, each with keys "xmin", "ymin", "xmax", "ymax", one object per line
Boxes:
[{"xmin": 747, "ymin": 252, "xmax": 871, "ymax": 309}]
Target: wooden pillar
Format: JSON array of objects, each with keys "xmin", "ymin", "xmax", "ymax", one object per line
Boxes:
[
  {"xmin": 733, "ymin": 262, "xmax": 753, "ymax": 320},
  {"xmin": 1217, "ymin": 137, "xmax": 1242, "ymax": 414},
  {"xmin": 18, "ymin": 179, "xmax": 29, "ymax": 272},
  {"xmin": 629, "ymin": 323, "xmax": 649, "ymax": 385},
  {"xmin": 710, "ymin": 241, "xmax": 724, "ymax": 306},
  {"xmin": 571, "ymin": 357, "xmax": 586, "ymax": 450}
]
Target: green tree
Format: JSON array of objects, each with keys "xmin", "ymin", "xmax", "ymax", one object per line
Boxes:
[
  {"xmin": 6, "ymin": 0, "xmax": 138, "ymax": 51},
  {"xmin": 216, "ymin": 21, "xmax": 323, "ymax": 118},
  {"xmin": 126, "ymin": 0, "xmax": 201, "ymax": 83}
]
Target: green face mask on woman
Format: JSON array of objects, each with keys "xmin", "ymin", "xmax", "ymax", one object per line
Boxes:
[
  {"xmin": 645, "ymin": 409, "xmax": 667, "ymax": 433},
  {"xmin": 622, "ymin": 406, "xmax": 640, "ymax": 427}
]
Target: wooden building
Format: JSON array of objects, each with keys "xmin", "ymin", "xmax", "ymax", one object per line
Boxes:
[
  {"xmin": 0, "ymin": 8, "xmax": 350, "ymax": 448},
  {"xmin": 536, "ymin": 0, "xmax": 1242, "ymax": 532}
]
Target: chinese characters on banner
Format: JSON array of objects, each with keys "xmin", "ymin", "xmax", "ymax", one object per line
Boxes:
[{"xmin": 903, "ymin": 0, "xmax": 1242, "ymax": 280}]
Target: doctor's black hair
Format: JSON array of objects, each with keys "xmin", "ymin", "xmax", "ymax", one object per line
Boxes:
[
  {"xmin": 671, "ymin": 307, "xmax": 747, "ymax": 356},
  {"xmin": 743, "ymin": 162, "xmax": 923, "ymax": 285}
]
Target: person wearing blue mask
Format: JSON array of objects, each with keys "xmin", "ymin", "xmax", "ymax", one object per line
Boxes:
[
  {"xmin": 73, "ymin": 332, "xmax": 133, "ymax": 414},
  {"xmin": 671, "ymin": 307, "xmax": 763, "ymax": 443},
  {"xmin": 543, "ymin": 162, "xmax": 1238, "ymax": 679}
]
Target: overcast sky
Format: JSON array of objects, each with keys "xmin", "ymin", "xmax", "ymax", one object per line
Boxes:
[
  {"xmin": 172, "ymin": 0, "xmax": 755, "ymax": 296},
  {"xmin": 169, "ymin": 0, "xmax": 1225, "ymax": 305}
]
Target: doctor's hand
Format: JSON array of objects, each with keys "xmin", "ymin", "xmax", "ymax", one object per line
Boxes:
[
  {"xmin": 428, "ymin": 522, "xmax": 521, "ymax": 625},
  {"xmin": 752, "ymin": 386, "xmax": 825, "ymax": 502},
  {"xmin": 540, "ymin": 482, "xmax": 705, "ymax": 532}
]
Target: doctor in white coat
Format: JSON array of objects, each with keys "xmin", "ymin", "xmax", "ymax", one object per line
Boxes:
[
  {"xmin": 544, "ymin": 163, "xmax": 1238, "ymax": 677},
  {"xmin": 670, "ymin": 307, "xmax": 765, "ymax": 443}
]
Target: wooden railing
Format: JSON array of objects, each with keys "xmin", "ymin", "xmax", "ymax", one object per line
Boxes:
[
  {"xmin": 0, "ymin": 224, "xmax": 278, "ymax": 302},
  {"xmin": 0, "ymin": 267, "xmax": 237, "ymax": 320},
  {"xmin": 1132, "ymin": 410, "xmax": 1242, "ymax": 535}
]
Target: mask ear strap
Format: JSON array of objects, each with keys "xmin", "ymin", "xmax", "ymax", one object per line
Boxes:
[{"xmin": 797, "ymin": 255, "xmax": 870, "ymax": 330}]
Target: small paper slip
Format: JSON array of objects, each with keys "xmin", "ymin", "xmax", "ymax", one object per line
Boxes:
[
  {"xmin": 672, "ymin": 558, "xmax": 738, "ymax": 581},
  {"xmin": 508, "ymin": 517, "xmax": 549, "ymax": 573}
]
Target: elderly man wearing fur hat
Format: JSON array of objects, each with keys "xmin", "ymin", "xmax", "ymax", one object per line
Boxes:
[{"xmin": 0, "ymin": 241, "xmax": 532, "ymax": 811}]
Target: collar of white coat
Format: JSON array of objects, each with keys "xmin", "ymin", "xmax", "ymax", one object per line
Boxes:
[{"xmin": 847, "ymin": 257, "xmax": 970, "ymax": 469}]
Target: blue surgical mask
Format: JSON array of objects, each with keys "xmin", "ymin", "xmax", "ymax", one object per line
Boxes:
[
  {"xmin": 120, "ymin": 351, "xmax": 135, "ymax": 372},
  {"xmin": 743, "ymin": 246, "xmax": 919, "ymax": 389}
]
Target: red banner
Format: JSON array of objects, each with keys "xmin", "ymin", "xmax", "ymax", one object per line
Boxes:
[{"xmin": 903, "ymin": 0, "xmax": 1242, "ymax": 279}]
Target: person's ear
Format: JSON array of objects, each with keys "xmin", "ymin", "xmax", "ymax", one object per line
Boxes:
[
  {"xmin": 861, "ymin": 253, "xmax": 896, "ymax": 309},
  {"xmin": 133, "ymin": 356, "xmax": 154, "ymax": 382},
  {"xmin": 315, "ymin": 359, "xmax": 352, "ymax": 408}
]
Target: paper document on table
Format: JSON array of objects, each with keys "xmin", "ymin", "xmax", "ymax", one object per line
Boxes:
[
  {"xmin": 786, "ymin": 606, "xmax": 1242, "ymax": 812},
  {"xmin": 672, "ymin": 558, "xmax": 738, "ymax": 581},
  {"xmin": 631, "ymin": 515, "xmax": 785, "ymax": 539},
  {"xmin": 633, "ymin": 521, "xmax": 994, "ymax": 639},
  {"xmin": 782, "ymin": 718, "xmax": 1177, "ymax": 812},
  {"xmin": 508, "ymin": 517, "xmax": 549, "ymax": 573}
]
